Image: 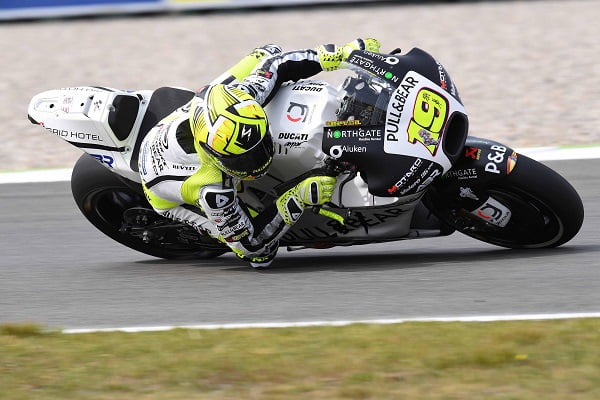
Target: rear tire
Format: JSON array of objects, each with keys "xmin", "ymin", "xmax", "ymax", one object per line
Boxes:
[
  {"xmin": 425, "ymin": 154, "xmax": 584, "ymax": 248},
  {"xmin": 71, "ymin": 154, "xmax": 226, "ymax": 260}
]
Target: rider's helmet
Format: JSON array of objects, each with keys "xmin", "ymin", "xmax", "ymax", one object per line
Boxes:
[{"xmin": 190, "ymin": 84, "xmax": 274, "ymax": 180}]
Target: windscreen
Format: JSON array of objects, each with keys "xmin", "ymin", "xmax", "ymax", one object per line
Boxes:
[{"xmin": 336, "ymin": 69, "xmax": 393, "ymax": 126}]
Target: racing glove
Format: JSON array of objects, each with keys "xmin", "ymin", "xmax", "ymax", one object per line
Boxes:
[
  {"xmin": 316, "ymin": 38, "xmax": 381, "ymax": 71},
  {"xmin": 276, "ymin": 175, "xmax": 337, "ymax": 225}
]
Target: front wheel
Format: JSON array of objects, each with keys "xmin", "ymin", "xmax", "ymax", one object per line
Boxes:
[
  {"xmin": 71, "ymin": 154, "xmax": 226, "ymax": 260},
  {"xmin": 424, "ymin": 154, "xmax": 584, "ymax": 248}
]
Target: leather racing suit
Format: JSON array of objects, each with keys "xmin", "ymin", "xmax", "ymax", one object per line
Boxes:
[{"xmin": 138, "ymin": 45, "xmax": 331, "ymax": 266}]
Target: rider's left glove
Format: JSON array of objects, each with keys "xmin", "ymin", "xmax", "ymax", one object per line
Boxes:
[
  {"xmin": 276, "ymin": 176, "xmax": 337, "ymax": 225},
  {"xmin": 316, "ymin": 38, "xmax": 381, "ymax": 71}
]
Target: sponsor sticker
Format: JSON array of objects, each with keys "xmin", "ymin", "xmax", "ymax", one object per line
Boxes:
[
  {"xmin": 325, "ymin": 126, "xmax": 383, "ymax": 142},
  {"xmin": 471, "ymin": 197, "xmax": 512, "ymax": 227},
  {"xmin": 322, "ymin": 125, "xmax": 384, "ymax": 159},
  {"xmin": 291, "ymin": 82, "xmax": 326, "ymax": 92},
  {"xmin": 205, "ymin": 189, "xmax": 235, "ymax": 209},
  {"xmin": 464, "ymin": 146, "xmax": 482, "ymax": 160},
  {"xmin": 384, "ymin": 71, "xmax": 467, "ymax": 174},
  {"xmin": 484, "ymin": 145, "xmax": 508, "ymax": 175},
  {"xmin": 346, "ymin": 53, "xmax": 400, "ymax": 82},
  {"xmin": 286, "ymin": 102, "xmax": 310, "ymax": 123},
  {"xmin": 507, "ymin": 152, "xmax": 518, "ymax": 174},
  {"xmin": 459, "ymin": 187, "xmax": 479, "ymax": 201},
  {"xmin": 90, "ymin": 153, "xmax": 115, "ymax": 168},
  {"xmin": 444, "ymin": 168, "xmax": 478, "ymax": 180}
]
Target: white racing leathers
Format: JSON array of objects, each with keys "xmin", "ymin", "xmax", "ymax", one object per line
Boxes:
[{"xmin": 139, "ymin": 48, "xmax": 324, "ymax": 261}]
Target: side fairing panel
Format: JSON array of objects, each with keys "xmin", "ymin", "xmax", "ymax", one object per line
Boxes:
[{"xmin": 245, "ymin": 80, "xmax": 403, "ymax": 209}]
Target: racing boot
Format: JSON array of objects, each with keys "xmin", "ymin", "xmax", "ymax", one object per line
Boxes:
[{"xmin": 233, "ymin": 245, "xmax": 279, "ymax": 269}]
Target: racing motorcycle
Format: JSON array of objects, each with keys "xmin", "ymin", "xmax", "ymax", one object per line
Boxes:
[{"xmin": 27, "ymin": 47, "xmax": 584, "ymax": 261}]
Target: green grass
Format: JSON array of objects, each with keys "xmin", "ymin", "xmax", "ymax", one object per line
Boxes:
[{"xmin": 1, "ymin": 319, "xmax": 599, "ymax": 399}]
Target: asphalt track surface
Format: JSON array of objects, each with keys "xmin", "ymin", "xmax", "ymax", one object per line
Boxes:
[{"xmin": 1, "ymin": 159, "xmax": 598, "ymax": 330}]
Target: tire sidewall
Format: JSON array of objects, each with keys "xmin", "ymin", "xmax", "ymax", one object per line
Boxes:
[{"xmin": 71, "ymin": 154, "xmax": 225, "ymax": 259}]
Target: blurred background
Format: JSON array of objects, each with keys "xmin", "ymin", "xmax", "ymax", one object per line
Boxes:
[{"xmin": 1, "ymin": 0, "xmax": 599, "ymax": 171}]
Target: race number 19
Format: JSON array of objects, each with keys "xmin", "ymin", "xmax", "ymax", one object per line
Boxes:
[{"xmin": 407, "ymin": 88, "xmax": 448, "ymax": 155}]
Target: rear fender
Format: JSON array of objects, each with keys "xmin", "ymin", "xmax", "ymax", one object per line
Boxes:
[{"xmin": 28, "ymin": 86, "xmax": 152, "ymax": 182}]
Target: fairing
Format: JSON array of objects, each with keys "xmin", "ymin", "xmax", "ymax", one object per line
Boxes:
[{"xmin": 322, "ymin": 48, "xmax": 469, "ymax": 197}]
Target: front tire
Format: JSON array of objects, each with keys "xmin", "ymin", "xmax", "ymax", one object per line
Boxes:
[
  {"xmin": 425, "ymin": 154, "xmax": 584, "ymax": 248},
  {"xmin": 71, "ymin": 154, "xmax": 226, "ymax": 260}
]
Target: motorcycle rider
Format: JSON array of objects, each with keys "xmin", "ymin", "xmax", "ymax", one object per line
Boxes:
[{"xmin": 138, "ymin": 39, "xmax": 381, "ymax": 268}]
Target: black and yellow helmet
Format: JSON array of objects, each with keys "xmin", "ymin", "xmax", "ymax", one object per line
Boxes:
[{"xmin": 190, "ymin": 84, "xmax": 274, "ymax": 180}]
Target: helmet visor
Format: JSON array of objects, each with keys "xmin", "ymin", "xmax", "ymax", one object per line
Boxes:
[{"xmin": 213, "ymin": 133, "xmax": 274, "ymax": 180}]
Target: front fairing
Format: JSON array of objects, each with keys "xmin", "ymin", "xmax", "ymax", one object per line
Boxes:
[{"xmin": 322, "ymin": 48, "xmax": 469, "ymax": 197}]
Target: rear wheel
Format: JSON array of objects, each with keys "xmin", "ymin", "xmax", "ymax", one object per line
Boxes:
[
  {"xmin": 71, "ymin": 154, "xmax": 226, "ymax": 259},
  {"xmin": 424, "ymin": 154, "xmax": 584, "ymax": 248}
]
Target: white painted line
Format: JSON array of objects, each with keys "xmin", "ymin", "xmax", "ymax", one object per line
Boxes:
[
  {"xmin": 0, "ymin": 168, "xmax": 72, "ymax": 184},
  {"xmin": 1, "ymin": 146, "xmax": 599, "ymax": 185},
  {"xmin": 62, "ymin": 312, "xmax": 600, "ymax": 334},
  {"xmin": 515, "ymin": 146, "xmax": 600, "ymax": 161}
]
